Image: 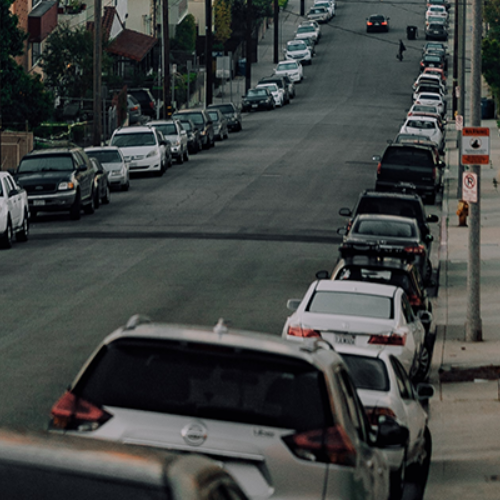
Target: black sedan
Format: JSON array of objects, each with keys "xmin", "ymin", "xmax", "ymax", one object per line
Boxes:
[
  {"xmin": 241, "ymin": 88, "xmax": 275, "ymax": 112},
  {"xmin": 89, "ymin": 157, "xmax": 110, "ymax": 208},
  {"xmin": 366, "ymin": 14, "xmax": 389, "ymax": 32},
  {"xmin": 425, "ymin": 24, "xmax": 448, "ymax": 40}
]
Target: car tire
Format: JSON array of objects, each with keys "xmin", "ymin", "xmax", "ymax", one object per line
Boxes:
[
  {"xmin": 184, "ymin": 148, "xmax": 189, "ymax": 162},
  {"xmin": 0, "ymin": 218, "xmax": 13, "ymax": 249},
  {"xmin": 16, "ymin": 211, "xmax": 29, "ymax": 242},
  {"xmin": 102, "ymin": 184, "xmax": 111, "ymax": 204},
  {"xmin": 84, "ymin": 192, "xmax": 95, "ymax": 214},
  {"xmin": 122, "ymin": 179, "xmax": 130, "ymax": 191},
  {"xmin": 406, "ymin": 428, "xmax": 432, "ymax": 487},
  {"xmin": 389, "ymin": 459, "xmax": 406, "ymax": 500},
  {"xmin": 177, "ymin": 153, "xmax": 184, "ymax": 165},
  {"xmin": 414, "ymin": 345, "xmax": 431, "ymax": 383},
  {"xmin": 93, "ymin": 188, "xmax": 100, "ymax": 209},
  {"xmin": 70, "ymin": 192, "xmax": 82, "ymax": 220}
]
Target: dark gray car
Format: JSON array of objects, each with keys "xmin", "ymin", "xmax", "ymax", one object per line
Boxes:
[{"xmin": 172, "ymin": 109, "xmax": 215, "ymax": 150}]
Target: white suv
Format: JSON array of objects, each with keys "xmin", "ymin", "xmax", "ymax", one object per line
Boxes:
[
  {"xmin": 49, "ymin": 315, "xmax": 410, "ymax": 500},
  {"xmin": 149, "ymin": 120, "xmax": 189, "ymax": 164},
  {"xmin": 110, "ymin": 125, "xmax": 168, "ymax": 176}
]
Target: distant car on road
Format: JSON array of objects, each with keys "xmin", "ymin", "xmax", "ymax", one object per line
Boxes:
[
  {"xmin": 273, "ymin": 60, "xmax": 303, "ymax": 83},
  {"xmin": 241, "ymin": 87, "xmax": 275, "ymax": 111},
  {"xmin": 207, "ymin": 102, "xmax": 243, "ymax": 132},
  {"xmin": 149, "ymin": 119, "xmax": 189, "ymax": 164},
  {"xmin": 84, "ymin": 146, "xmax": 130, "ymax": 191},
  {"xmin": 206, "ymin": 108, "xmax": 229, "ymax": 140},
  {"xmin": 366, "ymin": 14, "xmax": 390, "ymax": 32},
  {"xmin": 88, "ymin": 157, "xmax": 111, "ymax": 208},
  {"xmin": 171, "ymin": 109, "xmax": 215, "ymax": 150}
]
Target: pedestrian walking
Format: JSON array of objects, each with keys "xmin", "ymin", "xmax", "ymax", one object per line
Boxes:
[{"xmin": 397, "ymin": 39, "xmax": 406, "ymax": 61}]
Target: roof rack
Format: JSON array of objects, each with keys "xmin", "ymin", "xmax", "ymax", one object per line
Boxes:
[{"xmin": 124, "ymin": 314, "xmax": 152, "ymax": 330}]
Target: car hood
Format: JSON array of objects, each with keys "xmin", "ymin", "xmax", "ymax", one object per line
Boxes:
[
  {"xmin": 16, "ymin": 171, "xmax": 73, "ymax": 183},
  {"xmin": 115, "ymin": 146, "xmax": 158, "ymax": 156},
  {"xmin": 244, "ymin": 95, "xmax": 269, "ymax": 101}
]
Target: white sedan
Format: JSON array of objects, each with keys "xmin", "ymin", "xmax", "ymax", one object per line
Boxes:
[
  {"xmin": 256, "ymin": 83, "xmax": 284, "ymax": 107},
  {"xmin": 273, "ymin": 60, "xmax": 303, "ymax": 82},
  {"xmin": 399, "ymin": 116, "xmax": 445, "ymax": 152},
  {"xmin": 413, "ymin": 92, "xmax": 445, "ymax": 115},
  {"xmin": 0, "ymin": 171, "xmax": 29, "ymax": 249},
  {"xmin": 282, "ymin": 279, "xmax": 428, "ymax": 381},
  {"xmin": 336, "ymin": 344, "xmax": 433, "ymax": 500}
]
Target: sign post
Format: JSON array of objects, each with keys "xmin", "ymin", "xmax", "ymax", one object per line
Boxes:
[{"xmin": 461, "ymin": 127, "xmax": 490, "ymax": 165}]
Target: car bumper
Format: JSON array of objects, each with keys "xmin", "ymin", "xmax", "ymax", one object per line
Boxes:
[
  {"xmin": 128, "ymin": 158, "xmax": 162, "ymax": 172},
  {"xmin": 28, "ymin": 191, "xmax": 77, "ymax": 211}
]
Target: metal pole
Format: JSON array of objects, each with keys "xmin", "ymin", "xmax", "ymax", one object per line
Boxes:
[
  {"xmin": 205, "ymin": 0, "xmax": 213, "ymax": 106},
  {"xmin": 93, "ymin": 0, "xmax": 102, "ymax": 146},
  {"xmin": 245, "ymin": 0, "xmax": 253, "ymax": 92},
  {"xmin": 457, "ymin": 0, "xmax": 466, "ymax": 199},
  {"xmin": 273, "ymin": 0, "xmax": 279, "ymax": 64},
  {"xmin": 466, "ymin": 0, "xmax": 483, "ymax": 341},
  {"xmin": 162, "ymin": 0, "xmax": 170, "ymax": 118}
]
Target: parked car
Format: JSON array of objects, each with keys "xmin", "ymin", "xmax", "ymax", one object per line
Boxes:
[
  {"xmin": 295, "ymin": 23, "xmax": 319, "ymax": 44},
  {"xmin": 321, "ymin": 255, "xmax": 434, "ymax": 332},
  {"xmin": 307, "ymin": 5, "xmax": 329, "ymax": 23},
  {"xmin": 0, "ymin": 171, "xmax": 29, "ymax": 248},
  {"xmin": 15, "ymin": 147, "xmax": 96, "ymax": 220},
  {"xmin": 413, "ymin": 92, "xmax": 446, "ymax": 116},
  {"xmin": 128, "ymin": 88, "xmax": 158, "ymax": 118},
  {"xmin": 393, "ymin": 134, "xmax": 442, "ymax": 162},
  {"xmin": 336, "ymin": 345, "xmax": 433, "ymax": 499},
  {"xmin": 366, "ymin": 14, "xmax": 390, "ymax": 32},
  {"xmin": 88, "ymin": 157, "xmax": 111, "ymax": 208},
  {"xmin": 338, "ymin": 213, "xmax": 433, "ymax": 284},
  {"xmin": 314, "ymin": 0, "xmax": 335, "ymax": 18},
  {"xmin": 206, "ymin": 108, "xmax": 229, "ymax": 140},
  {"xmin": 84, "ymin": 146, "xmax": 130, "ymax": 191},
  {"xmin": 49, "ymin": 315, "xmax": 401, "ymax": 500},
  {"xmin": 338, "ymin": 189, "xmax": 439, "ymax": 250},
  {"xmin": 127, "ymin": 95, "xmax": 142, "ymax": 125},
  {"xmin": 283, "ymin": 279, "xmax": 429, "ymax": 381},
  {"xmin": 207, "ymin": 102, "xmax": 242, "ymax": 132},
  {"xmin": 256, "ymin": 82, "xmax": 284, "ymax": 107},
  {"xmin": 0, "ymin": 428, "xmax": 250, "ymax": 500},
  {"xmin": 373, "ymin": 143, "xmax": 445, "ymax": 203},
  {"xmin": 171, "ymin": 109, "xmax": 215, "ymax": 150},
  {"xmin": 178, "ymin": 118, "xmax": 203, "ymax": 153},
  {"xmin": 259, "ymin": 75, "xmax": 292, "ymax": 103},
  {"xmin": 149, "ymin": 119, "xmax": 189, "ymax": 164},
  {"xmin": 283, "ymin": 39, "xmax": 312, "ymax": 65},
  {"xmin": 273, "ymin": 60, "xmax": 303, "ymax": 83},
  {"xmin": 399, "ymin": 116, "xmax": 445, "ymax": 153},
  {"xmin": 110, "ymin": 125, "xmax": 170, "ymax": 176},
  {"xmin": 241, "ymin": 87, "xmax": 275, "ymax": 111}
]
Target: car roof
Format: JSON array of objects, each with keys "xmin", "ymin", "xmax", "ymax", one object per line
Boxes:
[
  {"xmin": 359, "ymin": 189, "xmax": 423, "ymax": 202},
  {"xmin": 113, "ymin": 126, "xmax": 155, "ymax": 134},
  {"xmin": 314, "ymin": 279, "xmax": 398, "ymax": 297},
  {"xmin": 85, "ymin": 146, "xmax": 121, "ymax": 151},
  {"xmin": 353, "ymin": 213, "xmax": 418, "ymax": 226},
  {"xmin": 149, "ymin": 120, "xmax": 177, "ymax": 125},
  {"xmin": 100, "ymin": 316, "xmax": 344, "ymax": 367}
]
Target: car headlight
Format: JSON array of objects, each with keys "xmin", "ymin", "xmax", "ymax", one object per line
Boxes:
[
  {"xmin": 58, "ymin": 181, "xmax": 75, "ymax": 191},
  {"xmin": 147, "ymin": 149, "xmax": 159, "ymax": 158},
  {"xmin": 110, "ymin": 170, "xmax": 121, "ymax": 176},
  {"xmin": 171, "ymin": 139, "xmax": 180, "ymax": 146}
]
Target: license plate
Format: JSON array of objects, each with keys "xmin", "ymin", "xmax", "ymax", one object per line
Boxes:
[
  {"xmin": 335, "ymin": 334, "xmax": 355, "ymax": 345},
  {"xmin": 129, "ymin": 162, "xmax": 137, "ymax": 167},
  {"xmin": 33, "ymin": 200, "xmax": 45, "ymax": 206},
  {"xmin": 252, "ymin": 104, "xmax": 258, "ymax": 108}
]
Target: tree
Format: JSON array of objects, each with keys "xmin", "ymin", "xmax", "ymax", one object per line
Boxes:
[
  {"xmin": 171, "ymin": 14, "xmax": 197, "ymax": 51},
  {"xmin": 483, "ymin": 0, "xmax": 500, "ymax": 104},
  {"xmin": 0, "ymin": 0, "xmax": 52, "ymax": 129},
  {"xmin": 214, "ymin": 0, "xmax": 232, "ymax": 45}
]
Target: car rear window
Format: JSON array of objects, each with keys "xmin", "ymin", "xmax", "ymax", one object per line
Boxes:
[
  {"xmin": 382, "ymin": 148, "xmax": 434, "ymax": 167},
  {"xmin": 354, "ymin": 219, "xmax": 416, "ymax": 238},
  {"xmin": 86, "ymin": 151, "xmax": 122, "ymax": 163},
  {"xmin": 76, "ymin": 340, "xmax": 333, "ymax": 432},
  {"xmin": 212, "ymin": 105, "xmax": 234, "ymax": 114},
  {"xmin": 174, "ymin": 113, "xmax": 203, "ymax": 125},
  {"xmin": 307, "ymin": 291, "xmax": 393, "ymax": 319},
  {"xmin": 406, "ymin": 120, "xmax": 436, "ymax": 129},
  {"xmin": 357, "ymin": 198, "xmax": 421, "ymax": 219},
  {"xmin": 18, "ymin": 155, "xmax": 75, "ymax": 172},
  {"xmin": 340, "ymin": 354, "xmax": 390, "ymax": 392},
  {"xmin": 152, "ymin": 124, "xmax": 177, "ymax": 136}
]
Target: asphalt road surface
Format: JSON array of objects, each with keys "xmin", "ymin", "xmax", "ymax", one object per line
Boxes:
[{"xmin": 0, "ymin": 2, "xmax": 433, "ymax": 498}]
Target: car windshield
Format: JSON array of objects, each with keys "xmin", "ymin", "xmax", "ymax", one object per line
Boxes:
[
  {"xmin": 340, "ymin": 354, "xmax": 390, "ymax": 392},
  {"xmin": 211, "ymin": 104, "xmax": 234, "ymax": 114},
  {"xmin": 174, "ymin": 113, "xmax": 204, "ymax": 125},
  {"xmin": 419, "ymin": 93, "xmax": 441, "ymax": 101},
  {"xmin": 307, "ymin": 291, "xmax": 393, "ymax": 319},
  {"xmin": 248, "ymin": 89, "xmax": 268, "ymax": 96},
  {"xmin": 111, "ymin": 132, "xmax": 156, "ymax": 147},
  {"xmin": 180, "ymin": 120, "xmax": 193, "ymax": 131},
  {"xmin": 412, "ymin": 105, "xmax": 439, "ymax": 113},
  {"xmin": 277, "ymin": 63, "xmax": 298, "ymax": 71},
  {"xmin": 310, "ymin": 7, "xmax": 325, "ymax": 13},
  {"xmin": 152, "ymin": 124, "xmax": 177, "ymax": 136},
  {"xmin": 258, "ymin": 84, "xmax": 278, "ymax": 92},
  {"xmin": 86, "ymin": 151, "xmax": 122, "ymax": 163},
  {"xmin": 297, "ymin": 26, "xmax": 315, "ymax": 33},
  {"xmin": 288, "ymin": 42, "xmax": 306, "ymax": 51},
  {"xmin": 207, "ymin": 111, "xmax": 220, "ymax": 122},
  {"xmin": 76, "ymin": 339, "xmax": 333, "ymax": 432},
  {"xmin": 354, "ymin": 219, "xmax": 416, "ymax": 238},
  {"xmin": 17, "ymin": 155, "xmax": 74, "ymax": 172}
]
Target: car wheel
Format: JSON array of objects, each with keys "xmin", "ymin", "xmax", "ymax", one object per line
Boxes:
[
  {"xmin": 177, "ymin": 153, "xmax": 184, "ymax": 164},
  {"xmin": 84, "ymin": 192, "xmax": 95, "ymax": 214},
  {"xmin": 102, "ymin": 184, "xmax": 111, "ymax": 204},
  {"xmin": 184, "ymin": 148, "xmax": 189, "ymax": 162},
  {"xmin": 122, "ymin": 179, "xmax": 130, "ymax": 191},
  {"xmin": 0, "ymin": 218, "xmax": 14, "ymax": 249},
  {"xmin": 30, "ymin": 209, "xmax": 37, "ymax": 220},
  {"xmin": 238, "ymin": 122, "xmax": 243, "ymax": 131},
  {"xmin": 406, "ymin": 428, "xmax": 432, "ymax": 487},
  {"xmin": 389, "ymin": 460, "xmax": 406, "ymax": 500},
  {"xmin": 16, "ymin": 211, "xmax": 29, "ymax": 242},
  {"xmin": 69, "ymin": 192, "xmax": 82, "ymax": 220},
  {"xmin": 93, "ymin": 188, "xmax": 101, "ymax": 209},
  {"xmin": 414, "ymin": 345, "xmax": 431, "ymax": 383}
]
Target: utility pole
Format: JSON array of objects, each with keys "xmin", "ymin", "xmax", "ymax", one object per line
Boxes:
[
  {"xmin": 457, "ymin": 0, "xmax": 466, "ymax": 200},
  {"xmin": 93, "ymin": 0, "xmax": 102, "ymax": 146},
  {"xmin": 466, "ymin": 0, "xmax": 483, "ymax": 341},
  {"xmin": 162, "ymin": 0, "xmax": 170, "ymax": 118},
  {"xmin": 273, "ymin": 0, "xmax": 279, "ymax": 64},
  {"xmin": 245, "ymin": 0, "xmax": 252, "ymax": 92},
  {"xmin": 205, "ymin": 0, "xmax": 213, "ymax": 105}
]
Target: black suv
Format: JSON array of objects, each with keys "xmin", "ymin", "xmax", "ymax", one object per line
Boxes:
[
  {"xmin": 339, "ymin": 190, "xmax": 439, "ymax": 249},
  {"xmin": 15, "ymin": 148, "xmax": 95, "ymax": 220},
  {"xmin": 172, "ymin": 109, "xmax": 215, "ymax": 149},
  {"xmin": 318, "ymin": 255, "xmax": 433, "ymax": 333},
  {"xmin": 128, "ymin": 88, "xmax": 158, "ymax": 118}
]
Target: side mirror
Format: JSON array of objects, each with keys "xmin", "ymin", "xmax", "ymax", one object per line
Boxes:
[
  {"xmin": 316, "ymin": 270, "xmax": 330, "ymax": 280},
  {"xmin": 416, "ymin": 382, "xmax": 435, "ymax": 400},
  {"xmin": 373, "ymin": 154, "xmax": 381, "ymax": 162},
  {"xmin": 338, "ymin": 207, "xmax": 352, "ymax": 217},
  {"xmin": 337, "ymin": 227, "xmax": 348, "ymax": 236},
  {"xmin": 286, "ymin": 299, "xmax": 302, "ymax": 311},
  {"xmin": 375, "ymin": 417, "xmax": 409, "ymax": 448},
  {"xmin": 425, "ymin": 233, "xmax": 434, "ymax": 242},
  {"xmin": 417, "ymin": 310, "xmax": 433, "ymax": 326},
  {"xmin": 427, "ymin": 214, "xmax": 439, "ymax": 223},
  {"xmin": 77, "ymin": 164, "xmax": 88, "ymax": 172}
]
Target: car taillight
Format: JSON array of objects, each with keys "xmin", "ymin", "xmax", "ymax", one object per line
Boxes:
[
  {"xmin": 50, "ymin": 391, "xmax": 112, "ymax": 432},
  {"xmin": 432, "ymin": 167, "xmax": 437, "ymax": 180},
  {"xmin": 130, "ymin": 105, "xmax": 139, "ymax": 111},
  {"xmin": 282, "ymin": 426, "xmax": 357, "ymax": 466},
  {"xmin": 287, "ymin": 325, "xmax": 321, "ymax": 338},
  {"xmin": 367, "ymin": 22, "xmax": 373, "ymax": 25},
  {"xmin": 149, "ymin": 101, "xmax": 155, "ymax": 109},
  {"xmin": 368, "ymin": 333, "xmax": 406, "ymax": 346},
  {"xmin": 377, "ymin": 162, "xmax": 382, "ymax": 175},
  {"xmin": 407, "ymin": 293, "xmax": 422, "ymax": 307},
  {"xmin": 364, "ymin": 407, "xmax": 397, "ymax": 426},
  {"xmin": 381, "ymin": 21, "xmax": 387, "ymax": 25},
  {"xmin": 404, "ymin": 244, "xmax": 426, "ymax": 255}
]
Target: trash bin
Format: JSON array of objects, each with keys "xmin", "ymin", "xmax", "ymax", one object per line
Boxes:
[
  {"xmin": 407, "ymin": 25, "xmax": 418, "ymax": 40},
  {"xmin": 481, "ymin": 97, "xmax": 495, "ymax": 119}
]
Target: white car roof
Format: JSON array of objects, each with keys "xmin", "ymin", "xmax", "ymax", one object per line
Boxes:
[{"xmin": 314, "ymin": 279, "xmax": 398, "ymax": 298}]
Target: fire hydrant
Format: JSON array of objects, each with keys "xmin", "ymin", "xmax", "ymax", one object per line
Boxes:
[{"xmin": 456, "ymin": 200, "xmax": 469, "ymax": 226}]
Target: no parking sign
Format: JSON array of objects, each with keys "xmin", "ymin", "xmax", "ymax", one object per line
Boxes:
[{"xmin": 462, "ymin": 171, "xmax": 478, "ymax": 203}]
